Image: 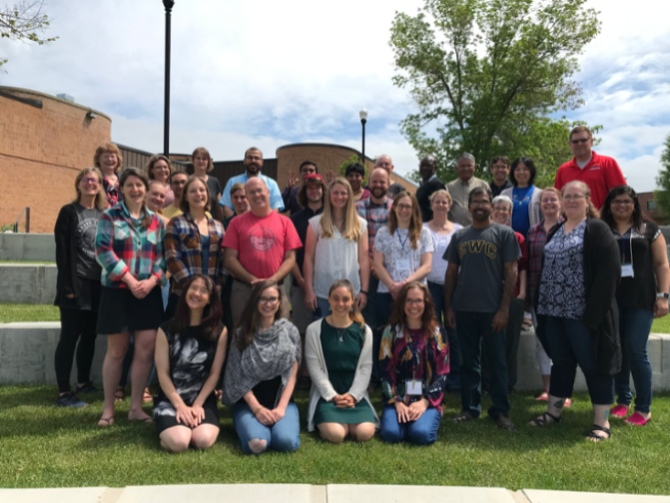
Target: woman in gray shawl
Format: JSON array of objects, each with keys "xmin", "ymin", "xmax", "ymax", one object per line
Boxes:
[{"xmin": 222, "ymin": 280, "xmax": 302, "ymax": 455}]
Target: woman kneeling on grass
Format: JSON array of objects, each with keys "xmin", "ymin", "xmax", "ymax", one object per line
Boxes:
[
  {"xmin": 305, "ymin": 279, "xmax": 378, "ymax": 443},
  {"xmin": 379, "ymin": 282, "xmax": 449, "ymax": 445},
  {"xmin": 222, "ymin": 280, "xmax": 302, "ymax": 455},
  {"xmin": 154, "ymin": 275, "xmax": 227, "ymax": 452}
]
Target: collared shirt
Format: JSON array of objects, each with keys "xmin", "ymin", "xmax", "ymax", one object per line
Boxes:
[
  {"xmin": 446, "ymin": 176, "xmax": 490, "ymax": 226},
  {"xmin": 489, "ymin": 179, "xmax": 512, "ymax": 197},
  {"xmin": 95, "ymin": 202, "xmax": 166, "ymax": 288},
  {"xmin": 356, "ymin": 197, "xmax": 393, "ymax": 258},
  {"xmin": 290, "ymin": 205, "xmax": 323, "ymax": 284},
  {"xmin": 165, "ymin": 212, "xmax": 227, "ymax": 293},
  {"xmin": 282, "ymin": 185, "xmax": 302, "ymax": 215},
  {"xmin": 219, "ymin": 172, "xmax": 284, "ymax": 212}
]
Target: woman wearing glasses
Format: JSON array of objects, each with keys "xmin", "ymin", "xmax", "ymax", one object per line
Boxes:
[
  {"xmin": 601, "ymin": 185, "xmax": 670, "ymax": 425},
  {"xmin": 373, "ymin": 191, "xmax": 434, "ymax": 328},
  {"xmin": 532, "ymin": 181, "xmax": 621, "ymax": 442},
  {"xmin": 379, "ymin": 282, "xmax": 449, "ymax": 445},
  {"xmin": 53, "ymin": 167, "xmax": 107, "ymax": 407},
  {"xmin": 222, "ymin": 280, "xmax": 302, "ymax": 455}
]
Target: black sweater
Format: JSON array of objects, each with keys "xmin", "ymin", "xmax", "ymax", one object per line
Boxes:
[
  {"xmin": 416, "ymin": 177, "xmax": 446, "ymax": 223},
  {"xmin": 536, "ymin": 217, "xmax": 622, "ymax": 375}
]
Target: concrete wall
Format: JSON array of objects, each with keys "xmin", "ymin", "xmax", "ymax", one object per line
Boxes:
[
  {"xmin": 0, "ymin": 264, "xmax": 57, "ymax": 304},
  {"xmin": 0, "ymin": 233, "xmax": 55, "ymax": 261}
]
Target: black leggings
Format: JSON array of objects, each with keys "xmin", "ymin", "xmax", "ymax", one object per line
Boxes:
[{"xmin": 55, "ymin": 307, "xmax": 98, "ymax": 393}]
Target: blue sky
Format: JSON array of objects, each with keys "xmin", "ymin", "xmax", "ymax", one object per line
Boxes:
[{"xmin": 1, "ymin": 0, "xmax": 668, "ymax": 191}]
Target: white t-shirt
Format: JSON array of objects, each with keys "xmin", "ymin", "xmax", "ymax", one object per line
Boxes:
[
  {"xmin": 309, "ymin": 215, "xmax": 368, "ymax": 299},
  {"xmin": 424, "ymin": 222, "xmax": 463, "ymax": 284},
  {"xmin": 373, "ymin": 226, "xmax": 435, "ymax": 293}
]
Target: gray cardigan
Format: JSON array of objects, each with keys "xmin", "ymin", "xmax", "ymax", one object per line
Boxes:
[
  {"xmin": 304, "ymin": 319, "xmax": 379, "ymax": 432},
  {"xmin": 501, "ymin": 186, "xmax": 544, "ymax": 230}
]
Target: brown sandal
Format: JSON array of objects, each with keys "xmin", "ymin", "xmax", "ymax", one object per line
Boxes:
[
  {"xmin": 142, "ymin": 387, "xmax": 153, "ymax": 403},
  {"xmin": 98, "ymin": 416, "xmax": 114, "ymax": 427}
]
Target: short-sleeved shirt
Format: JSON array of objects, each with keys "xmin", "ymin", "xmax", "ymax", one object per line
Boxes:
[
  {"xmin": 74, "ymin": 204, "xmax": 103, "ymax": 280},
  {"xmin": 282, "ymin": 186, "xmax": 302, "ymax": 215},
  {"xmin": 511, "ymin": 186, "xmax": 535, "ymax": 238},
  {"xmin": 356, "ymin": 197, "xmax": 393, "ymax": 258},
  {"xmin": 445, "ymin": 222, "xmax": 521, "ymax": 313},
  {"xmin": 220, "ymin": 172, "xmax": 284, "ymax": 212},
  {"xmin": 446, "ymin": 176, "xmax": 490, "ymax": 226},
  {"xmin": 424, "ymin": 223, "xmax": 463, "ymax": 285},
  {"xmin": 310, "ymin": 215, "xmax": 367, "ymax": 298},
  {"xmin": 374, "ymin": 226, "xmax": 435, "ymax": 293},
  {"xmin": 206, "ymin": 176, "xmax": 223, "ymax": 216},
  {"xmin": 290, "ymin": 206, "xmax": 323, "ymax": 286},
  {"xmin": 222, "ymin": 210, "xmax": 302, "ymax": 279}
]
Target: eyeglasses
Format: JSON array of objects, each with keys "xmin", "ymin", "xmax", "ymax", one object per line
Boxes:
[
  {"xmin": 542, "ymin": 198, "xmax": 559, "ymax": 204},
  {"xmin": 396, "ymin": 204, "xmax": 413, "ymax": 211},
  {"xmin": 81, "ymin": 177, "xmax": 99, "ymax": 184},
  {"xmin": 611, "ymin": 200, "xmax": 634, "ymax": 206},
  {"xmin": 470, "ymin": 201, "xmax": 491, "ymax": 207},
  {"xmin": 563, "ymin": 194, "xmax": 586, "ymax": 201},
  {"xmin": 570, "ymin": 138, "xmax": 591, "ymax": 144},
  {"xmin": 259, "ymin": 296, "xmax": 279, "ymax": 305},
  {"xmin": 405, "ymin": 298, "xmax": 425, "ymax": 306}
]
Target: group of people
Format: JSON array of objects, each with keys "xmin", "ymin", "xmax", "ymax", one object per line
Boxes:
[{"xmin": 51, "ymin": 125, "xmax": 668, "ymax": 455}]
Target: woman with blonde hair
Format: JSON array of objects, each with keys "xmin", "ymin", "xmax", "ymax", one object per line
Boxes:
[
  {"xmin": 53, "ymin": 167, "xmax": 107, "ymax": 407},
  {"xmin": 373, "ymin": 191, "xmax": 434, "ymax": 328},
  {"xmin": 305, "ymin": 279, "xmax": 378, "ymax": 443},
  {"xmin": 303, "ymin": 177, "xmax": 369, "ymax": 318},
  {"xmin": 93, "ymin": 142, "xmax": 123, "ymax": 208},
  {"xmin": 145, "ymin": 154, "xmax": 175, "ymax": 208},
  {"xmin": 191, "ymin": 147, "xmax": 222, "ymax": 220}
]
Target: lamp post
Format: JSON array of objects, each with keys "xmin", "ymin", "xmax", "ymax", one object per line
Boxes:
[
  {"xmin": 162, "ymin": 0, "xmax": 175, "ymax": 157},
  {"xmin": 359, "ymin": 109, "xmax": 367, "ymax": 165}
]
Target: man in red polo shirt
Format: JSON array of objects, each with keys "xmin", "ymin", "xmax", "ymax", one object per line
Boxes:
[{"xmin": 554, "ymin": 126, "xmax": 626, "ymax": 209}]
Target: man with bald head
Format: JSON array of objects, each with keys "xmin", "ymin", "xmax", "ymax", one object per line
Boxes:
[
  {"xmin": 223, "ymin": 177, "xmax": 302, "ymax": 327},
  {"xmin": 375, "ymin": 154, "xmax": 406, "ymax": 198},
  {"xmin": 446, "ymin": 152, "xmax": 490, "ymax": 226},
  {"xmin": 415, "ymin": 154, "xmax": 446, "ymax": 222}
]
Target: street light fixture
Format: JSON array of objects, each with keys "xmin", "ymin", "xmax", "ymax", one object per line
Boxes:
[
  {"xmin": 162, "ymin": 0, "xmax": 175, "ymax": 157},
  {"xmin": 359, "ymin": 109, "xmax": 368, "ymax": 165}
]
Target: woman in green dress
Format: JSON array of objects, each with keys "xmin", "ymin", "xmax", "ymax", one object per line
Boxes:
[{"xmin": 305, "ymin": 279, "xmax": 378, "ymax": 443}]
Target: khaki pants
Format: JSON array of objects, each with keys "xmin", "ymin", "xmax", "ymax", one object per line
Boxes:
[{"xmin": 230, "ymin": 280, "xmax": 290, "ymax": 331}]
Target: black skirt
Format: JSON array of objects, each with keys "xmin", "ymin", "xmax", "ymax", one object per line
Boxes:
[
  {"xmin": 154, "ymin": 396, "xmax": 220, "ymax": 435},
  {"xmin": 96, "ymin": 286, "xmax": 164, "ymax": 335}
]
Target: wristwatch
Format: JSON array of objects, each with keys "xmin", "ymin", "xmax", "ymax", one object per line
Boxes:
[{"xmin": 656, "ymin": 292, "xmax": 669, "ymax": 299}]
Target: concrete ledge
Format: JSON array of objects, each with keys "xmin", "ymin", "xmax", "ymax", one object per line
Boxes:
[
  {"xmin": 0, "ymin": 487, "xmax": 108, "ymax": 503},
  {"xmin": 523, "ymin": 489, "xmax": 670, "ymax": 503},
  {"xmin": 0, "ymin": 263, "xmax": 57, "ymax": 304},
  {"xmin": 326, "ymin": 484, "xmax": 516, "ymax": 503},
  {"xmin": 0, "ymin": 233, "xmax": 55, "ymax": 261},
  {"xmin": 116, "ymin": 484, "xmax": 319, "ymax": 503}
]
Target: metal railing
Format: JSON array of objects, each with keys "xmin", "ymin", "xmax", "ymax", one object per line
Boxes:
[{"xmin": 13, "ymin": 207, "xmax": 30, "ymax": 233}]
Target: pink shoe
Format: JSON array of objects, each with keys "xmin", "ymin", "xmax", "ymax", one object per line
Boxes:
[
  {"xmin": 625, "ymin": 411, "xmax": 651, "ymax": 426},
  {"xmin": 564, "ymin": 398, "xmax": 572, "ymax": 408},
  {"xmin": 535, "ymin": 391, "xmax": 549, "ymax": 401},
  {"xmin": 611, "ymin": 404, "xmax": 629, "ymax": 418}
]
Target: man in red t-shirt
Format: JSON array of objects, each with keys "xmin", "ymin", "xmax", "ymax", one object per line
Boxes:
[
  {"xmin": 223, "ymin": 177, "xmax": 302, "ymax": 327},
  {"xmin": 554, "ymin": 126, "xmax": 626, "ymax": 209}
]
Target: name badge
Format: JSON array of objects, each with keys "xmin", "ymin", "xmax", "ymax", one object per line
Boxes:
[
  {"xmin": 396, "ymin": 259, "xmax": 411, "ymax": 272},
  {"xmin": 622, "ymin": 264, "xmax": 634, "ymax": 278},
  {"xmin": 406, "ymin": 379, "xmax": 422, "ymax": 395}
]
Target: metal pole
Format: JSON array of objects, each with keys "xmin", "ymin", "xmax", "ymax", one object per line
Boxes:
[
  {"xmin": 163, "ymin": 0, "xmax": 174, "ymax": 156},
  {"xmin": 361, "ymin": 118, "xmax": 366, "ymax": 165}
]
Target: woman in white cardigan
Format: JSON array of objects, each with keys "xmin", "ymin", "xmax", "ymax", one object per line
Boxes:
[{"xmin": 305, "ymin": 279, "xmax": 379, "ymax": 443}]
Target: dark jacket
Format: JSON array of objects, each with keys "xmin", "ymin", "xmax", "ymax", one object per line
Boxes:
[
  {"xmin": 416, "ymin": 176, "xmax": 446, "ymax": 223},
  {"xmin": 535, "ymin": 217, "xmax": 622, "ymax": 375},
  {"xmin": 54, "ymin": 203, "xmax": 101, "ymax": 309}
]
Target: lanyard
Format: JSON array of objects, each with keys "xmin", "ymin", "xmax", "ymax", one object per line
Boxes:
[
  {"xmin": 619, "ymin": 232, "xmax": 634, "ymax": 266},
  {"xmin": 396, "ymin": 229, "xmax": 409, "ymax": 250}
]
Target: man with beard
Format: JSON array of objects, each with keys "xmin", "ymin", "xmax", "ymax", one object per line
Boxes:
[
  {"xmin": 223, "ymin": 177, "xmax": 301, "ymax": 329},
  {"xmin": 220, "ymin": 147, "xmax": 284, "ymax": 218},
  {"xmin": 444, "ymin": 186, "xmax": 520, "ymax": 431}
]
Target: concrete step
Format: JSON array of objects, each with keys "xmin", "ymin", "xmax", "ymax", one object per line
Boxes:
[
  {"xmin": 0, "ymin": 263, "xmax": 57, "ymax": 304},
  {"xmin": 0, "ymin": 232, "xmax": 55, "ymax": 261}
]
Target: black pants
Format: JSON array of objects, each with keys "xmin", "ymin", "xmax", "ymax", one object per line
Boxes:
[
  {"xmin": 481, "ymin": 297, "xmax": 524, "ymax": 393},
  {"xmin": 55, "ymin": 307, "xmax": 98, "ymax": 393}
]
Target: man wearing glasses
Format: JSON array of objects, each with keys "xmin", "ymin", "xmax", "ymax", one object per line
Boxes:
[{"xmin": 554, "ymin": 126, "xmax": 626, "ymax": 209}]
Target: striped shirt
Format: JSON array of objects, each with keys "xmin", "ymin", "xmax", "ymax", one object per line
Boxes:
[{"xmin": 95, "ymin": 202, "xmax": 166, "ymax": 288}]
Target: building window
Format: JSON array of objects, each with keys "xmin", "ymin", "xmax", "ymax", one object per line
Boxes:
[{"xmin": 647, "ymin": 200, "xmax": 658, "ymax": 211}]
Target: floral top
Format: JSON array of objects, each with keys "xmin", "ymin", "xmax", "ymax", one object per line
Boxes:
[
  {"xmin": 537, "ymin": 220, "xmax": 586, "ymax": 319},
  {"xmin": 374, "ymin": 226, "xmax": 434, "ymax": 293},
  {"xmin": 379, "ymin": 325, "xmax": 449, "ymax": 409},
  {"xmin": 102, "ymin": 175, "xmax": 120, "ymax": 208}
]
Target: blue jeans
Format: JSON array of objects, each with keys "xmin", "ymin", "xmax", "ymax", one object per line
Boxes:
[
  {"xmin": 232, "ymin": 401, "xmax": 300, "ymax": 455},
  {"xmin": 545, "ymin": 316, "xmax": 614, "ymax": 405},
  {"xmin": 428, "ymin": 281, "xmax": 460, "ymax": 390},
  {"xmin": 380, "ymin": 405, "xmax": 442, "ymax": 445},
  {"xmin": 313, "ymin": 297, "xmax": 331, "ymax": 321},
  {"xmin": 456, "ymin": 310, "xmax": 510, "ymax": 419},
  {"xmin": 615, "ymin": 307, "xmax": 654, "ymax": 413}
]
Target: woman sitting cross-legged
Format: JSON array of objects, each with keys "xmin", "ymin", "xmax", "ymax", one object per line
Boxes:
[
  {"xmin": 379, "ymin": 282, "xmax": 449, "ymax": 445},
  {"xmin": 222, "ymin": 280, "xmax": 302, "ymax": 455},
  {"xmin": 153, "ymin": 275, "xmax": 227, "ymax": 452},
  {"xmin": 305, "ymin": 279, "xmax": 379, "ymax": 443}
]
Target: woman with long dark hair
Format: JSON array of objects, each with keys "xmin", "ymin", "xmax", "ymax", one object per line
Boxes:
[
  {"xmin": 501, "ymin": 156, "xmax": 543, "ymax": 238},
  {"xmin": 145, "ymin": 154, "xmax": 175, "ymax": 208},
  {"xmin": 601, "ymin": 185, "xmax": 669, "ymax": 425},
  {"xmin": 305, "ymin": 279, "xmax": 378, "ymax": 443},
  {"xmin": 53, "ymin": 167, "xmax": 107, "ymax": 407},
  {"xmin": 222, "ymin": 280, "xmax": 302, "ymax": 455},
  {"xmin": 379, "ymin": 282, "xmax": 449, "ymax": 445},
  {"xmin": 153, "ymin": 275, "xmax": 227, "ymax": 452}
]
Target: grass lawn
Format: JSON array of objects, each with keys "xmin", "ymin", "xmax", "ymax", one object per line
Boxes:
[
  {"xmin": 0, "ymin": 304, "xmax": 59, "ymax": 323},
  {"xmin": 0, "ymin": 386, "xmax": 668, "ymax": 493},
  {"xmin": 652, "ymin": 315, "xmax": 670, "ymax": 334}
]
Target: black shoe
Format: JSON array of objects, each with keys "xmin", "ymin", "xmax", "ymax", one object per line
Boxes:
[
  {"xmin": 495, "ymin": 415, "xmax": 516, "ymax": 431},
  {"xmin": 76, "ymin": 382, "xmax": 100, "ymax": 393},
  {"xmin": 54, "ymin": 392, "xmax": 87, "ymax": 408}
]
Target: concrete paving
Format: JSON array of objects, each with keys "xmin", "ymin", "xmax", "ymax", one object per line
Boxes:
[
  {"xmin": 326, "ymin": 484, "xmax": 517, "ymax": 503},
  {"xmin": 523, "ymin": 489, "xmax": 670, "ymax": 503},
  {"xmin": 0, "ymin": 263, "xmax": 57, "ymax": 304},
  {"xmin": 0, "ymin": 232, "xmax": 56, "ymax": 262},
  {"xmin": 114, "ymin": 484, "xmax": 323, "ymax": 503},
  {"xmin": 0, "ymin": 486, "xmax": 108, "ymax": 503}
]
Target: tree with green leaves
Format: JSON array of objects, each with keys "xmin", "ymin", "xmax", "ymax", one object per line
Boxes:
[
  {"xmin": 654, "ymin": 134, "xmax": 670, "ymax": 219},
  {"xmin": 390, "ymin": 0, "xmax": 601, "ymax": 183},
  {"xmin": 1, "ymin": 1, "xmax": 57, "ymax": 73}
]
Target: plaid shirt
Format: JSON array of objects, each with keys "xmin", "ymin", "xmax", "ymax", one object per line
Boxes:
[
  {"xmin": 526, "ymin": 221, "xmax": 547, "ymax": 306},
  {"xmin": 356, "ymin": 197, "xmax": 393, "ymax": 258},
  {"xmin": 165, "ymin": 213, "xmax": 226, "ymax": 293},
  {"xmin": 95, "ymin": 202, "xmax": 166, "ymax": 288}
]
